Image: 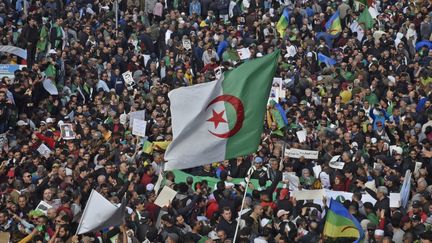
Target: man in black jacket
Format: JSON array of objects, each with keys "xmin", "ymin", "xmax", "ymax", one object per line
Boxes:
[
  {"xmin": 216, "ymin": 207, "xmax": 236, "ymax": 239},
  {"xmin": 19, "ymin": 17, "xmax": 39, "ymax": 68}
]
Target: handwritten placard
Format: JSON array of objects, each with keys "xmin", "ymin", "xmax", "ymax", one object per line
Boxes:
[
  {"xmin": 132, "ymin": 119, "xmax": 147, "ymax": 137},
  {"xmin": 285, "ymin": 149, "xmax": 319, "ymax": 159}
]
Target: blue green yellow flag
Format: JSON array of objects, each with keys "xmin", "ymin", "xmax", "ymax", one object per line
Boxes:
[
  {"xmin": 276, "ymin": 8, "xmax": 290, "ymax": 37},
  {"xmin": 325, "ymin": 11, "xmax": 342, "ymax": 36},
  {"xmin": 324, "ymin": 199, "xmax": 365, "ymax": 243}
]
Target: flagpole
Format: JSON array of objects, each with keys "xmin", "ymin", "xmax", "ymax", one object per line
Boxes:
[
  {"xmin": 232, "ymin": 166, "xmax": 254, "ymax": 243},
  {"xmin": 279, "ymin": 142, "xmax": 286, "ymax": 171}
]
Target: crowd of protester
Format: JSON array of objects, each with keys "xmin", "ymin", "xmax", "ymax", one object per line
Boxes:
[{"xmin": 0, "ymin": 0, "xmax": 432, "ymax": 242}]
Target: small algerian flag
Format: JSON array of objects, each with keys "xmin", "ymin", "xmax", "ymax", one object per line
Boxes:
[{"xmin": 164, "ymin": 51, "xmax": 280, "ymax": 170}]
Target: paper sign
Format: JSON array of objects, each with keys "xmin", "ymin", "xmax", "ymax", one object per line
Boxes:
[
  {"xmin": 214, "ymin": 66, "xmax": 223, "ymax": 79},
  {"xmin": 132, "ymin": 119, "xmax": 147, "ymax": 137},
  {"xmin": 60, "ymin": 123, "xmax": 75, "ymax": 140},
  {"xmin": 390, "ymin": 193, "xmax": 401, "ymax": 208},
  {"xmin": 182, "ymin": 39, "xmax": 192, "ymax": 50},
  {"xmin": 129, "ymin": 110, "xmax": 146, "ymax": 127},
  {"xmin": 122, "ymin": 71, "xmax": 135, "ymax": 88},
  {"xmin": 272, "ymin": 78, "xmax": 283, "ymax": 88},
  {"xmin": 414, "ymin": 162, "xmax": 422, "ymax": 175},
  {"xmin": 285, "ymin": 149, "xmax": 319, "ymax": 159},
  {"xmin": 296, "ymin": 130, "xmax": 307, "ymax": 143},
  {"xmin": 319, "ymin": 172, "xmax": 331, "ymax": 189},
  {"xmin": 237, "ymin": 48, "xmax": 251, "ymax": 60},
  {"xmin": 35, "ymin": 200, "xmax": 53, "ymax": 215},
  {"xmin": 154, "ymin": 186, "xmax": 177, "ymax": 208},
  {"xmin": 37, "ymin": 143, "xmax": 52, "ymax": 158},
  {"xmin": 312, "ymin": 165, "xmax": 322, "ymax": 178},
  {"xmin": 329, "ymin": 156, "xmax": 344, "ymax": 170},
  {"xmin": 268, "ymin": 86, "xmax": 279, "ymax": 103},
  {"xmin": 293, "ymin": 189, "xmax": 326, "ymax": 200}
]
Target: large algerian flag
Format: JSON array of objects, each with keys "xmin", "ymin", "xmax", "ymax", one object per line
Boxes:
[{"xmin": 164, "ymin": 51, "xmax": 280, "ymax": 170}]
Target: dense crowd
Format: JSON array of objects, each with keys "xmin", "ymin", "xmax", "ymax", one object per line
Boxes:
[{"xmin": 0, "ymin": 0, "xmax": 432, "ymax": 242}]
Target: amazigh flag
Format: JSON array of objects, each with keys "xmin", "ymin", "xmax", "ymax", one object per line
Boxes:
[
  {"xmin": 325, "ymin": 11, "xmax": 342, "ymax": 36},
  {"xmin": 324, "ymin": 199, "xmax": 365, "ymax": 243},
  {"xmin": 276, "ymin": 8, "xmax": 290, "ymax": 37},
  {"xmin": 318, "ymin": 53, "xmax": 337, "ymax": 67},
  {"xmin": 164, "ymin": 51, "xmax": 280, "ymax": 170}
]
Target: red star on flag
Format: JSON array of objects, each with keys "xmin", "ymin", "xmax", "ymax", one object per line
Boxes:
[{"xmin": 207, "ymin": 109, "xmax": 227, "ymax": 129}]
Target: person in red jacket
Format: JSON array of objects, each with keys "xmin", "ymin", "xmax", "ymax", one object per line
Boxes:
[
  {"xmin": 34, "ymin": 131, "xmax": 60, "ymax": 149},
  {"xmin": 140, "ymin": 165, "xmax": 155, "ymax": 186}
]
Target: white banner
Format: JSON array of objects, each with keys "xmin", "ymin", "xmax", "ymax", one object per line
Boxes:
[
  {"xmin": 285, "ymin": 148, "xmax": 319, "ymax": 159},
  {"xmin": 0, "ymin": 45, "xmax": 27, "ymax": 59}
]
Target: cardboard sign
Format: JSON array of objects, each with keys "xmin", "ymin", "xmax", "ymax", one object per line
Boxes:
[
  {"xmin": 132, "ymin": 119, "xmax": 147, "ymax": 137},
  {"xmin": 285, "ymin": 149, "xmax": 319, "ymax": 159},
  {"xmin": 154, "ymin": 186, "xmax": 177, "ymax": 208}
]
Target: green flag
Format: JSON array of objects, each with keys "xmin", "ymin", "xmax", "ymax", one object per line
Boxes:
[{"xmin": 358, "ymin": 8, "xmax": 374, "ymax": 30}]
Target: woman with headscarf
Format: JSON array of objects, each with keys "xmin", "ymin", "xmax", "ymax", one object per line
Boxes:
[{"xmin": 299, "ymin": 168, "xmax": 315, "ymax": 189}]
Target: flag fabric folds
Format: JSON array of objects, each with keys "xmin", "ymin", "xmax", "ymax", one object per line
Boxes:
[
  {"xmin": 400, "ymin": 170, "xmax": 412, "ymax": 209},
  {"xmin": 318, "ymin": 53, "xmax": 337, "ymax": 67},
  {"xmin": 325, "ymin": 11, "xmax": 342, "ymax": 36},
  {"xmin": 164, "ymin": 51, "xmax": 279, "ymax": 170},
  {"xmin": 324, "ymin": 199, "xmax": 365, "ymax": 243},
  {"xmin": 276, "ymin": 8, "xmax": 290, "ymax": 37},
  {"xmin": 357, "ymin": 8, "xmax": 374, "ymax": 30},
  {"xmin": 275, "ymin": 103, "xmax": 288, "ymax": 126},
  {"xmin": 76, "ymin": 190, "xmax": 126, "ymax": 235}
]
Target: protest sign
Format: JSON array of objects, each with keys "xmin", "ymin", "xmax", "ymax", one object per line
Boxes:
[
  {"xmin": 132, "ymin": 119, "xmax": 147, "ymax": 137},
  {"xmin": 296, "ymin": 130, "xmax": 307, "ymax": 143},
  {"xmin": 154, "ymin": 186, "xmax": 177, "ymax": 208},
  {"xmin": 129, "ymin": 110, "xmax": 146, "ymax": 127},
  {"xmin": 237, "ymin": 48, "xmax": 251, "ymax": 60},
  {"xmin": 60, "ymin": 123, "xmax": 75, "ymax": 140},
  {"xmin": 285, "ymin": 149, "xmax": 319, "ymax": 159},
  {"xmin": 329, "ymin": 155, "xmax": 344, "ymax": 170},
  {"xmin": 37, "ymin": 143, "xmax": 52, "ymax": 158}
]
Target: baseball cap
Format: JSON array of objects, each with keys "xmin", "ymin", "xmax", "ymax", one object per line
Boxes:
[
  {"xmin": 46, "ymin": 118, "xmax": 54, "ymax": 123},
  {"xmin": 17, "ymin": 120, "xmax": 28, "ymax": 126},
  {"xmin": 277, "ymin": 209, "xmax": 289, "ymax": 218},
  {"xmin": 146, "ymin": 183, "xmax": 154, "ymax": 192},
  {"xmin": 254, "ymin": 157, "xmax": 263, "ymax": 163}
]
